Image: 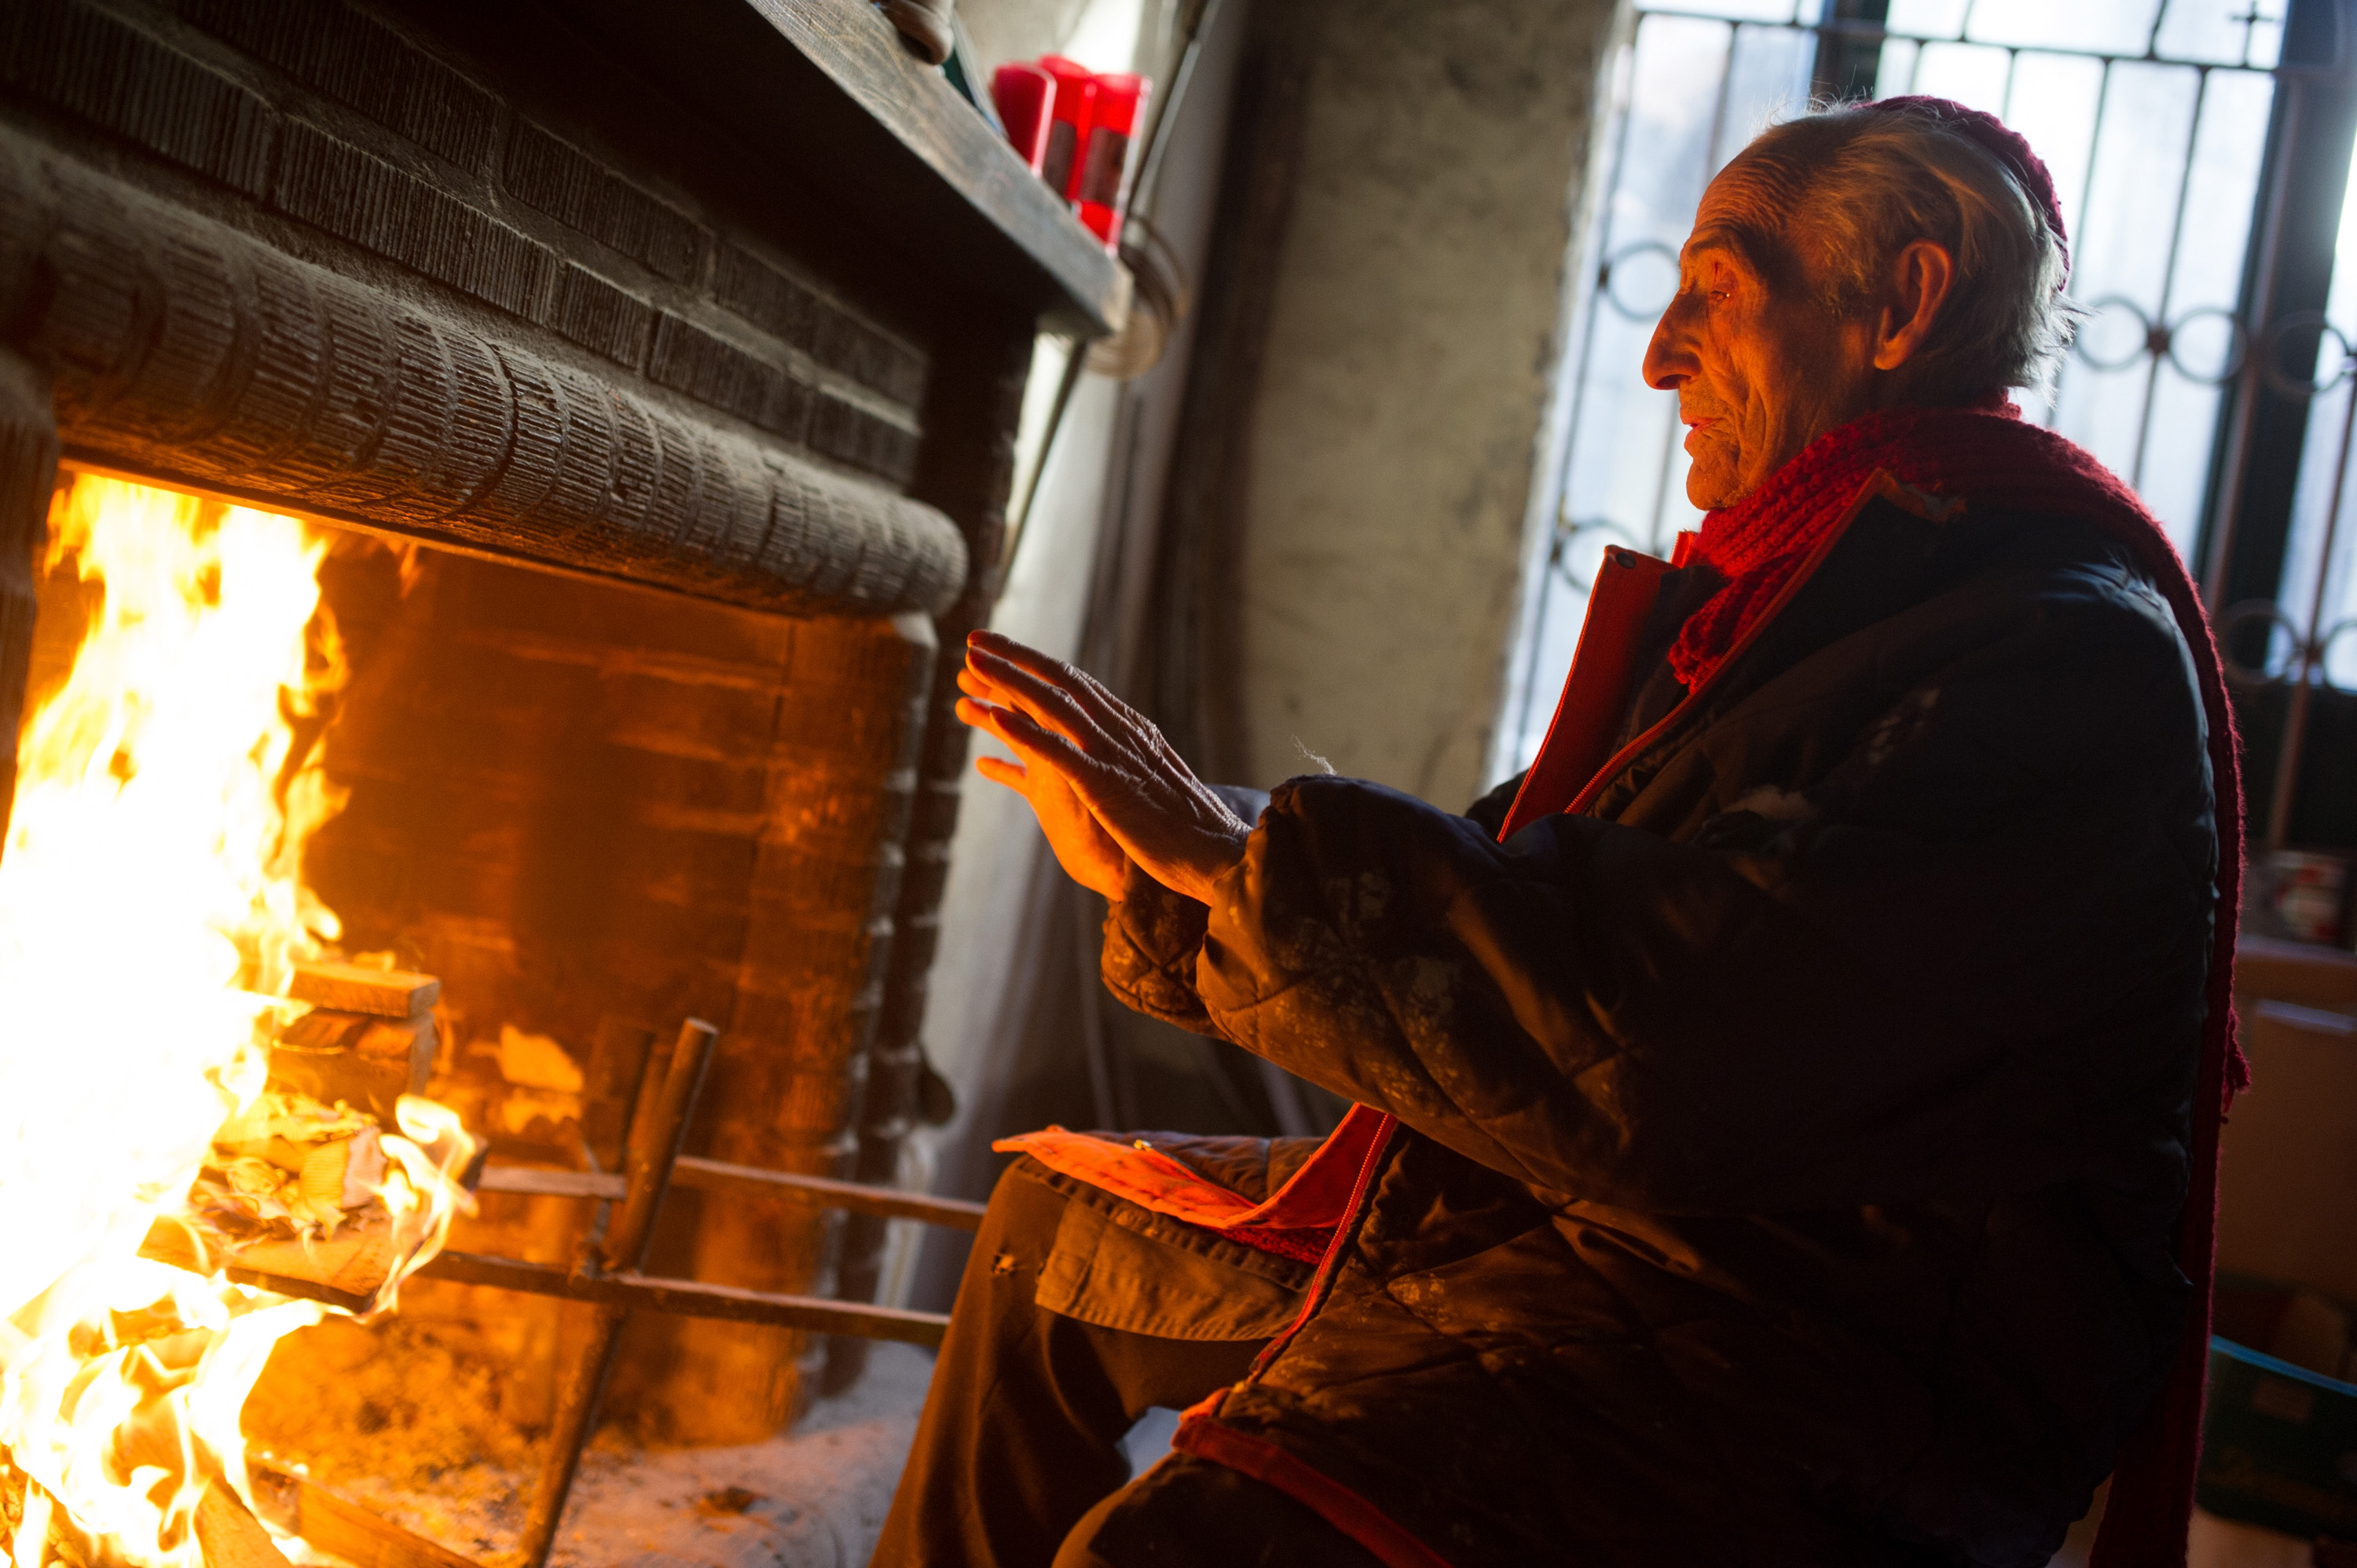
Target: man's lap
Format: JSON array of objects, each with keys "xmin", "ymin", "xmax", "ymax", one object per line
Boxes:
[{"xmin": 1011, "ymin": 1158, "xmax": 1314, "ymax": 1340}]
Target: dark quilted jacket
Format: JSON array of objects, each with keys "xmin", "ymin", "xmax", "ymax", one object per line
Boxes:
[{"xmin": 1098, "ymin": 496, "xmax": 2216, "ymax": 1566}]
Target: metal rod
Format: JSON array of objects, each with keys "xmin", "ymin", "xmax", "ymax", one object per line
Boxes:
[
  {"xmin": 2128, "ymin": 65, "xmax": 2213, "ymax": 494},
  {"xmin": 2203, "ymin": 72, "xmax": 2307, "ymax": 610},
  {"xmin": 1512, "ymin": 18, "xmax": 1646, "ymax": 758},
  {"xmin": 418, "ymin": 1252, "xmax": 952, "ymax": 1347},
  {"xmin": 670, "ymin": 1156, "xmax": 986, "ymax": 1230},
  {"xmin": 1130, "ymin": 0, "xmax": 1222, "ymax": 221},
  {"xmin": 2267, "ymin": 350, "xmax": 2357, "ymax": 846},
  {"xmin": 475, "ymin": 1158, "xmax": 988, "ymax": 1230},
  {"xmin": 514, "ymin": 1020, "xmax": 717, "ymax": 1568},
  {"xmin": 1630, "ymin": 2, "xmax": 2294, "ymax": 71}
]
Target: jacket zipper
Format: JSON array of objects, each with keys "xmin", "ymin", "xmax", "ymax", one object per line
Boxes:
[{"xmin": 1235, "ymin": 1112, "xmax": 1398, "ymax": 1389}]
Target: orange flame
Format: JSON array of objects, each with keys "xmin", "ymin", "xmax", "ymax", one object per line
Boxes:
[{"xmin": 0, "ymin": 478, "xmax": 475, "ymax": 1568}]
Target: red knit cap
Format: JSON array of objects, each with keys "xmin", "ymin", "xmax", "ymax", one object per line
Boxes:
[{"xmin": 1862, "ymin": 95, "xmax": 2071, "ymax": 287}]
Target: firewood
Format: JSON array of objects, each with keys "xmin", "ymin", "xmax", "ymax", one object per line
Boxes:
[
  {"xmin": 287, "ymin": 963, "xmax": 439, "ymax": 1020},
  {"xmin": 245, "ymin": 1460, "xmax": 480, "ymax": 1568},
  {"xmin": 193, "ymin": 1478, "xmax": 291, "ymax": 1568},
  {"xmin": 141, "ymin": 1213, "xmax": 397, "ymax": 1314},
  {"xmin": 268, "ymin": 1011, "xmax": 432, "ymax": 1122}
]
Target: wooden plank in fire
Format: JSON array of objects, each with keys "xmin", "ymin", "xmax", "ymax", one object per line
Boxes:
[
  {"xmin": 193, "ymin": 1478, "xmax": 294, "ymax": 1568},
  {"xmin": 245, "ymin": 1459, "xmax": 481, "ymax": 1568},
  {"xmin": 139, "ymin": 1215, "xmax": 396, "ymax": 1315}
]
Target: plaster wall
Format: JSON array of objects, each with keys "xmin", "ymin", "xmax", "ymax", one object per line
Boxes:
[
  {"xmin": 1234, "ymin": 0, "xmax": 1622, "ymax": 804},
  {"xmin": 876, "ymin": 0, "xmax": 1236, "ymax": 1300}
]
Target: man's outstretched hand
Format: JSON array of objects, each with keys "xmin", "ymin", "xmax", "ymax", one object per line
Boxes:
[{"xmin": 955, "ymin": 629, "xmax": 1252, "ymax": 904}]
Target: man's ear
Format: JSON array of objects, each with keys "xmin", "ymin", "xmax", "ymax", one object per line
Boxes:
[{"xmin": 1873, "ymin": 240, "xmax": 1957, "ymax": 371}]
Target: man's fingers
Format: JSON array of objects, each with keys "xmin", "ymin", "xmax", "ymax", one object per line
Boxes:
[
  {"xmin": 969, "ymin": 632, "xmax": 1151, "ymax": 736},
  {"xmin": 964, "ymin": 633, "xmax": 1182, "ymax": 774},
  {"xmin": 966, "ymin": 628, "xmax": 1079, "ymax": 683},
  {"xmin": 955, "ymin": 661, "xmax": 1027, "ymax": 707},
  {"xmin": 958, "ymin": 662, "xmax": 1084, "ymax": 747},
  {"xmin": 965, "ymin": 632, "xmax": 1132, "ymax": 727},
  {"xmin": 964, "ymin": 647, "xmax": 1104, "ymax": 746},
  {"xmin": 961, "ymin": 696, "xmax": 1156, "ymax": 858},
  {"xmin": 956, "ymin": 696, "xmax": 1096, "ymax": 786},
  {"xmin": 973, "ymin": 753, "xmax": 1027, "ymax": 788}
]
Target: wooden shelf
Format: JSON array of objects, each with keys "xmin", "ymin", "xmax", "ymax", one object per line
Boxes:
[{"xmin": 558, "ymin": 0, "xmax": 1131, "ymax": 339}]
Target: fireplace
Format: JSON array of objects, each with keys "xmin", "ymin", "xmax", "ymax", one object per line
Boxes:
[{"xmin": 0, "ymin": 0, "xmax": 1122, "ymax": 1562}]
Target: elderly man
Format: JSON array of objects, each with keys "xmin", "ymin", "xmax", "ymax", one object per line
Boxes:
[{"xmin": 872, "ymin": 97, "xmax": 2243, "ymax": 1567}]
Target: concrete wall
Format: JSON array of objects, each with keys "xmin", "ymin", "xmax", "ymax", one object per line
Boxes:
[{"xmin": 1233, "ymin": 0, "xmax": 1622, "ymax": 804}]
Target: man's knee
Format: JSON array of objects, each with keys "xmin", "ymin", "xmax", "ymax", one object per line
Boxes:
[
  {"xmin": 1050, "ymin": 1456, "xmax": 1387, "ymax": 1568},
  {"xmin": 965, "ymin": 1156, "xmax": 1072, "ymax": 1284}
]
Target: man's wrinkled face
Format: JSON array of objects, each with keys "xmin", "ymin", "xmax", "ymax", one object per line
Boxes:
[{"xmin": 1643, "ymin": 166, "xmax": 1880, "ymax": 510}]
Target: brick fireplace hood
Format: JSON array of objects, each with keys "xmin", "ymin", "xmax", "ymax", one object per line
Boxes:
[{"xmin": 0, "ymin": 0, "xmax": 1125, "ymax": 614}]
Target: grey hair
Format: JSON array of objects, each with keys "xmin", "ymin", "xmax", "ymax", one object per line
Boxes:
[{"xmin": 1727, "ymin": 101, "xmax": 2077, "ymax": 402}]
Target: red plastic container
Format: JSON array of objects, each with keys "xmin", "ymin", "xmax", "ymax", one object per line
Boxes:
[
  {"xmin": 1037, "ymin": 55, "xmax": 1098, "ymax": 201},
  {"xmin": 1076, "ymin": 72, "xmax": 1149, "ymax": 248},
  {"xmin": 991, "ymin": 63, "xmax": 1054, "ymax": 173}
]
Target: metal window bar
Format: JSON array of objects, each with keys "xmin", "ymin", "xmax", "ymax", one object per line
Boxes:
[
  {"xmin": 2216, "ymin": 317, "xmax": 2357, "ymax": 848},
  {"xmin": 1505, "ymin": 0, "xmax": 2326, "ymax": 822}
]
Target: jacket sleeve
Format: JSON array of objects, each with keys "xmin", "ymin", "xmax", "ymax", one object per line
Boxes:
[
  {"xmin": 1103, "ymin": 776, "xmax": 1525, "ymax": 1035},
  {"xmin": 1162, "ymin": 572, "xmax": 2216, "ymax": 1214}
]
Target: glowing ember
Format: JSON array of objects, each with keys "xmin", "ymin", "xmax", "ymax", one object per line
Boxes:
[{"xmin": 0, "ymin": 477, "xmax": 477, "ymax": 1568}]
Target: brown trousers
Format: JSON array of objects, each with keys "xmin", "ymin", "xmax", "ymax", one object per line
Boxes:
[{"xmin": 869, "ymin": 1159, "xmax": 1384, "ymax": 1568}]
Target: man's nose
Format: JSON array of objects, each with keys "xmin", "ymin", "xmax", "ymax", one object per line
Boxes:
[{"xmin": 1642, "ymin": 316, "xmax": 1690, "ymax": 392}]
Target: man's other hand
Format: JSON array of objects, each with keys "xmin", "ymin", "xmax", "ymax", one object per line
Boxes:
[{"xmin": 955, "ymin": 630, "xmax": 1251, "ymax": 904}]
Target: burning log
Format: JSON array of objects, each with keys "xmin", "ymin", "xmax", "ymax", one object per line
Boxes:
[
  {"xmin": 244, "ymin": 1459, "xmax": 480, "ymax": 1568},
  {"xmin": 266, "ymin": 960, "xmax": 440, "ymax": 1123},
  {"xmin": 137, "ymin": 965, "xmax": 480, "ymax": 1313},
  {"xmin": 268, "ymin": 1015, "xmax": 431, "ymax": 1127},
  {"xmin": 141, "ymin": 1215, "xmax": 405, "ymax": 1317},
  {"xmin": 286, "ymin": 963, "xmax": 441, "ymax": 1020},
  {"xmin": 191, "ymin": 1480, "xmax": 292, "ymax": 1568}
]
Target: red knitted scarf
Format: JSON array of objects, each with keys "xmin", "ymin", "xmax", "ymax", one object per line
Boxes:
[{"xmin": 1676, "ymin": 404, "xmax": 2248, "ymax": 1565}]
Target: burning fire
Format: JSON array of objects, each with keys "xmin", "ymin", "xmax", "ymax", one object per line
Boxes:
[{"xmin": 0, "ymin": 478, "xmax": 477, "ymax": 1568}]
